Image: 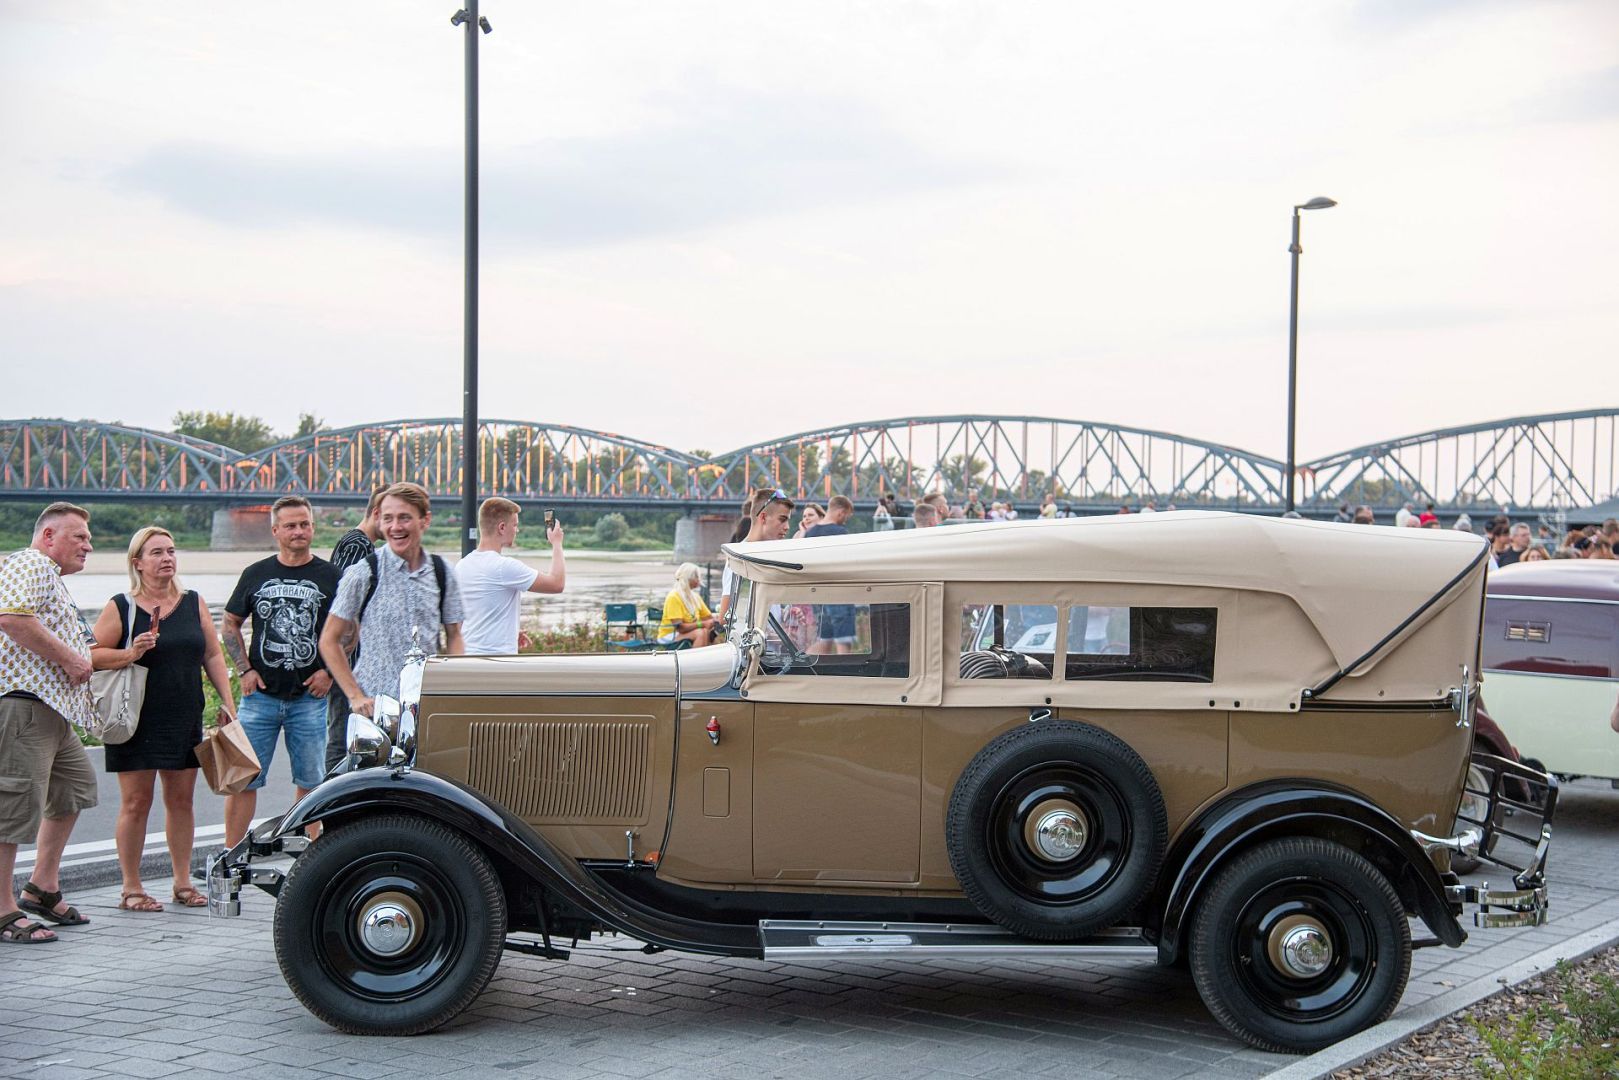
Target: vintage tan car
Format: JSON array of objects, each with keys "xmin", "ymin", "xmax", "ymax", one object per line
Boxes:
[{"xmin": 210, "ymin": 511, "xmax": 1555, "ymax": 1053}]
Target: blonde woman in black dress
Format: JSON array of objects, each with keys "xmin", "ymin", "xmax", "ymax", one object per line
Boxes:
[{"xmin": 90, "ymin": 527, "xmax": 234, "ymax": 912}]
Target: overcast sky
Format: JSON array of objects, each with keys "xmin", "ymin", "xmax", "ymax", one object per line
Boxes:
[{"xmin": 3, "ymin": 0, "xmax": 1615, "ymax": 460}]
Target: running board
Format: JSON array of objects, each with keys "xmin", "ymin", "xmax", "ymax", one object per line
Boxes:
[{"xmin": 758, "ymin": 920, "xmax": 1156, "ymax": 958}]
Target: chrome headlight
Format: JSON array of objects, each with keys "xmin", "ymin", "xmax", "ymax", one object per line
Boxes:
[
  {"xmin": 372, "ymin": 694, "xmax": 402, "ymax": 745},
  {"xmin": 346, "ymin": 712, "xmax": 390, "ymax": 768},
  {"xmin": 396, "ymin": 656, "xmax": 425, "ymax": 765},
  {"xmin": 347, "ymin": 693, "xmax": 399, "ymax": 769}
]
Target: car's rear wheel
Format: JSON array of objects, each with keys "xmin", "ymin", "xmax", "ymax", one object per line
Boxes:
[
  {"xmin": 946, "ymin": 721, "xmax": 1166, "ymax": 940},
  {"xmin": 274, "ymin": 813, "xmax": 507, "ymax": 1035},
  {"xmin": 1188, "ymin": 837, "xmax": 1411, "ymax": 1053}
]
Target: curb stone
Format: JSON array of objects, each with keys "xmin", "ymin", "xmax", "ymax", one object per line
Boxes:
[{"xmin": 1266, "ymin": 914, "xmax": 1619, "ymax": 1080}]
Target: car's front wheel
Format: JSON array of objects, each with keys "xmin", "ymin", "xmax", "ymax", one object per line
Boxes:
[
  {"xmin": 1188, "ymin": 837, "xmax": 1411, "ymax": 1053},
  {"xmin": 273, "ymin": 813, "xmax": 507, "ymax": 1035}
]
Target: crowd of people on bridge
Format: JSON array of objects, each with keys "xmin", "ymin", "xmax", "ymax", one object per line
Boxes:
[{"xmin": 1, "ymin": 482, "xmax": 1613, "ymax": 942}]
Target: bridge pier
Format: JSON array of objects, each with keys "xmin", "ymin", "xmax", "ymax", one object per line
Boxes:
[
  {"xmin": 210, "ymin": 506, "xmax": 273, "ymax": 551},
  {"xmin": 673, "ymin": 513, "xmax": 734, "ymax": 563}
]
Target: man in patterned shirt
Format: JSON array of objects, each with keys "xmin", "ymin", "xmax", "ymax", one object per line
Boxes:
[
  {"xmin": 321, "ymin": 482, "xmax": 465, "ymax": 726},
  {"xmin": 0, "ymin": 502, "xmax": 100, "ymax": 944}
]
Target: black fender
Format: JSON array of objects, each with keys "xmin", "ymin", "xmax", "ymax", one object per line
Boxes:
[
  {"xmin": 274, "ymin": 768, "xmax": 761, "ymax": 958},
  {"xmin": 1152, "ymin": 780, "xmax": 1464, "ymax": 964}
]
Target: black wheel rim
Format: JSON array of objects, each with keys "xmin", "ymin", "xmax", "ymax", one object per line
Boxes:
[
  {"xmin": 985, "ymin": 761, "xmax": 1133, "ymax": 904},
  {"xmin": 1230, "ymin": 876, "xmax": 1377, "ymax": 1023},
  {"xmin": 312, "ymin": 853, "xmax": 466, "ymax": 1003}
]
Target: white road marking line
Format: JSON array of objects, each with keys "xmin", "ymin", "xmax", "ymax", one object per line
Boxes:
[{"xmin": 15, "ymin": 818, "xmax": 270, "ymax": 868}]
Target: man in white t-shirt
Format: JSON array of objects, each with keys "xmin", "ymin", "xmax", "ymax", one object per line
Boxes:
[{"xmin": 455, "ymin": 498, "xmax": 566, "ymax": 655}]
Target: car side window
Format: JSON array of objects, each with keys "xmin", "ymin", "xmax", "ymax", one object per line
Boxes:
[
  {"xmin": 1064, "ymin": 606, "xmax": 1217, "ymax": 683},
  {"xmin": 761, "ymin": 602, "xmax": 911, "ymax": 679},
  {"xmin": 958, "ymin": 603, "xmax": 1056, "ymax": 680},
  {"xmin": 1482, "ymin": 598, "xmax": 1614, "ymax": 677}
]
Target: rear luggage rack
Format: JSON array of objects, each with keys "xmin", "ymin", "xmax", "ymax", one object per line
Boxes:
[{"xmin": 1430, "ymin": 752, "xmax": 1557, "ymax": 928}]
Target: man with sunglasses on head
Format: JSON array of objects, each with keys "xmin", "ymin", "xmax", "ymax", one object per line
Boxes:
[{"xmin": 717, "ymin": 488, "xmax": 794, "ymax": 625}]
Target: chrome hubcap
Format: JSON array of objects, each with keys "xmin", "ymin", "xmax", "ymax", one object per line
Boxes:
[
  {"xmin": 1268, "ymin": 914, "xmax": 1333, "ymax": 978},
  {"xmin": 1025, "ymin": 799, "xmax": 1089, "ymax": 862},
  {"xmin": 358, "ymin": 892, "xmax": 423, "ymax": 958}
]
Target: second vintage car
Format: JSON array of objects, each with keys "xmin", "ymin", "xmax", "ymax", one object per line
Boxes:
[
  {"xmin": 210, "ymin": 511, "xmax": 1554, "ymax": 1053},
  {"xmin": 1482, "ymin": 559, "xmax": 1619, "ymax": 783}
]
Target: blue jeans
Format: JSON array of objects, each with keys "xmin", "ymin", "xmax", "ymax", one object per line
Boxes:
[{"xmin": 236, "ymin": 691, "xmax": 328, "ymax": 791}]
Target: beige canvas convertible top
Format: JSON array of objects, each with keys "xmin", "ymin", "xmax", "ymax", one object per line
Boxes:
[{"xmin": 728, "ymin": 511, "xmax": 1489, "ymax": 710}]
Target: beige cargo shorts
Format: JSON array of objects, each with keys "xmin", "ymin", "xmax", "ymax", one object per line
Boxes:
[{"xmin": 0, "ymin": 694, "xmax": 99, "ymax": 844}]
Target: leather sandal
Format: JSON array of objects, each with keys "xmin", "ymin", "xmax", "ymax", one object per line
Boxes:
[
  {"xmin": 118, "ymin": 892, "xmax": 164, "ymax": 913},
  {"xmin": 18, "ymin": 881, "xmax": 90, "ymax": 926},
  {"xmin": 172, "ymin": 887, "xmax": 208, "ymax": 908},
  {"xmin": 0, "ymin": 911, "xmax": 57, "ymax": 943}
]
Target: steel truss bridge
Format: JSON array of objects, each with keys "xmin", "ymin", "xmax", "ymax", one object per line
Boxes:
[{"xmin": 2, "ymin": 411, "xmax": 1615, "ymax": 517}]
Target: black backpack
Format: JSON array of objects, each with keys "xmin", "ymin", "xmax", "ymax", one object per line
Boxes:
[{"xmin": 353, "ymin": 551, "xmax": 448, "ymax": 659}]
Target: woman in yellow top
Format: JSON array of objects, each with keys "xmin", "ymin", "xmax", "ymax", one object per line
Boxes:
[{"xmin": 659, "ymin": 563, "xmax": 719, "ymax": 647}]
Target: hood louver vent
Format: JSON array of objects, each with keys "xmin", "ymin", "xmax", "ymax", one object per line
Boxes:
[{"xmin": 467, "ymin": 719, "xmax": 650, "ymax": 823}]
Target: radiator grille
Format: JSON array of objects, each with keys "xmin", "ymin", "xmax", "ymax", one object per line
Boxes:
[{"xmin": 467, "ymin": 720, "xmax": 650, "ymax": 822}]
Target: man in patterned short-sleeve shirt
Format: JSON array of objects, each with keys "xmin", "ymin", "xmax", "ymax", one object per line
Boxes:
[
  {"xmin": 0, "ymin": 502, "xmax": 100, "ymax": 943},
  {"xmin": 321, "ymin": 482, "xmax": 465, "ymax": 731}
]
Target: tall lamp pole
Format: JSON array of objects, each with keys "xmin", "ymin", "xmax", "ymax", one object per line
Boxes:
[
  {"xmin": 1285, "ymin": 195, "xmax": 1337, "ymax": 514},
  {"xmin": 451, "ymin": 4, "xmax": 492, "ymax": 556}
]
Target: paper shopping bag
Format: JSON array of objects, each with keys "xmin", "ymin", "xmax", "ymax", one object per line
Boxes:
[{"xmin": 195, "ymin": 720, "xmax": 262, "ymax": 796}]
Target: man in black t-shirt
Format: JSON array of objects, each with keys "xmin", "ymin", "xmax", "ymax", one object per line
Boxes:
[
  {"xmin": 330, "ymin": 487, "xmax": 385, "ymax": 573},
  {"xmin": 222, "ymin": 496, "xmax": 340, "ymax": 846}
]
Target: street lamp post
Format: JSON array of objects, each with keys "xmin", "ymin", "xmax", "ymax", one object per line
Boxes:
[
  {"xmin": 451, "ymin": 4, "xmax": 492, "ymax": 556},
  {"xmin": 1285, "ymin": 195, "xmax": 1337, "ymax": 514}
]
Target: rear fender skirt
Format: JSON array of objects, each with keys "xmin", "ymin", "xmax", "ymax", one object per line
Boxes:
[
  {"xmin": 1153, "ymin": 781, "xmax": 1464, "ymax": 964},
  {"xmin": 275, "ymin": 769, "xmax": 761, "ymax": 957}
]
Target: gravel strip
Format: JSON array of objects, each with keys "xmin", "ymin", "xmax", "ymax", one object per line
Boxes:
[{"xmin": 1330, "ymin": 944, "xmax": 1619, "ymax": 1079}]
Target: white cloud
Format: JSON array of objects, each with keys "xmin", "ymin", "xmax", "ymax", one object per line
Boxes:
[{"xmin": 1, "ymin": 0, "xmax": 1615, "ymax": 461}]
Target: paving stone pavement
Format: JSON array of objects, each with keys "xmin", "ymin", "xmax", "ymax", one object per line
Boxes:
[{"xmin": 4, "ymin": 779, "xmax": 1616, "ymax": 1080}]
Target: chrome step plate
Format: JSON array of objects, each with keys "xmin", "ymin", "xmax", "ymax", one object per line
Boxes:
[{"xmin": 758, "ymin": 920, "xmax": 1156, "ymax": 958}]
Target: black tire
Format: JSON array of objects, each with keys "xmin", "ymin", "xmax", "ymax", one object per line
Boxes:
[
  {"xmin": 273, "ymin": 813, "xmax": 508, "ymax": 1035},
  {"xmin": 946, "ymin": 720, "xmax": 1167, "ymax": 940},
  {"xmin": 1188, "ymin": 837, "xmax": 1411, "ymax": 1053}
]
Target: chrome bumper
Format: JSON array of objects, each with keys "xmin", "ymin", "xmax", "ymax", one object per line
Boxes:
[
  {"xmin": 205, "ymin": 817, "xmax": 305, "ymax": 918},
  {"xmin": 1414, "ymin": 752, "xmax": 1557, "ymax": 930},
  {"xmin": 1444, "ymin": 880, "xmax": 1549, "ymax": 929}
]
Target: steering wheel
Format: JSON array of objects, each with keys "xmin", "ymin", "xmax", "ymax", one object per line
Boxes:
[{"xmin": 762, "ymin": 611, "xmax": 814, "ymax": 675}]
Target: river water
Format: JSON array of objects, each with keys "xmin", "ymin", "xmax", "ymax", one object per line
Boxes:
[{"xmin": 64, "ymin": 548, "xmax": 692, "ymax": 632}]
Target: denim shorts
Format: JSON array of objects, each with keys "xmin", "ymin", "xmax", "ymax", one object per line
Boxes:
[
  {"xmin": 816, "ymin": 604, "xmax": 857, "ymax": 643},
  {"xmin": 236, "ymin": 691, "xmax": 328, "ymax": 791}
]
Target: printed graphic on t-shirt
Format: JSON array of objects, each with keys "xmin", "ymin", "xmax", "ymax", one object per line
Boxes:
[{"xmin": 252, "ymin": 579, "xmax": 327, "ymax": 670}]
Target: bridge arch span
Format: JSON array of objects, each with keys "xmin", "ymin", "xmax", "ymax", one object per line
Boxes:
[
  {"xmin": 705, "ymin": 415, "xmax": 1285, "ymax": 508},
  {"xmin": 1298, "ymin": 408, "xmax": 1619, "ymax": 514},
  {"xmin": 232, "ymin": 418, "xmax": 702, "ymax": 502}
]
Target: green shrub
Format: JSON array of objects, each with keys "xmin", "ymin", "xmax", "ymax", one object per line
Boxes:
[
  {"xmin": 593, "ymin": 512, "xmax": 629, "ymax": 545},
  {"xmin": 1473, "ymin": 960, "xmax": 1619, "ymax": 1080},
  {"xmin": 520, "ymin": 620, "xmax": 607, "ymax": 653}
]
